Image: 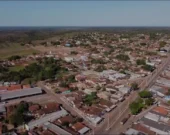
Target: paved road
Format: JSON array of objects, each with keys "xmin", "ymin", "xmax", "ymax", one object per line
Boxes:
[{"xmin": 104, "ymin": 53, "xmax": 170, "ymax": 134}]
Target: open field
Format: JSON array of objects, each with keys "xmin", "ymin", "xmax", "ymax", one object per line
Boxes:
[
  {"xmin": 0, "ymin": 43, "xmax": 39, "ymax": 59},
  {"xmin": 9, "ymin": 65, "xmax": 25, "ymax": 72}
]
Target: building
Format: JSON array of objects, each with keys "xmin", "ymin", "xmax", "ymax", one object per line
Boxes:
[
  {"xmin": 43, "ymin": 122, "xmax": 72, "ymax": 135},
  {"xmin": 0, "ymin": 87, "xmax": 43, "ymax": 101},
  {"xmin": 71, "ymin": 122, "xmax": 90, "ymax": 134},
  {"xmin": 26, "ymin": 108, "xmax": 68, "ymax": 130}
]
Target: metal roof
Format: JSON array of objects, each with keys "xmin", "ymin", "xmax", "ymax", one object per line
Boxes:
[
  {"xmin": 141, "ymin": 117, "xmax": 170, "ymax": 133},
  {"xmin": 27, "ymin": 109, "xmax": 68, "ymax": 130},
  {"xmin": 0, "ymin": 87, "xmax": 42, "ymax": 101},
  {"xmin": 43, "ymin": 122, "xmax": 72, "ymax": 135}
]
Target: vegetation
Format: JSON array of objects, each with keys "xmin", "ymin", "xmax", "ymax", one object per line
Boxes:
[
  {"xmin": 139, "ymin": 90, "xmax": 152, "ymax": 98},
  {"xmin": 0, "ymin": 44, "xmax": 39, "ymax": 60},
  {"xmin": 142, "ymin": 64, "xmax": 154, "ymax": 72},
  {"xmin": 129, "ymin": 90, "xmax": 154, "ymax": 115},
  {"xmin": 129, "ymin": 98, "xmax": 144, "ymax": 115},
  {"xmin": 8, "ymin": 101, "xmax": 30, "ymax": 126},
  {"xmin": 0, "ymin": 57, "xmax": 65, "ymax": 83},
  {"xmin": 159, "ymin": 41, "xmax": 166, "ymax": 48},
  {"xmin": 131, "ymin": 82, "xmax": 139, "ymax": 90},
  {"xmin": 8, "ymin": 55, "xmax": 21, "ymax": 61},
  {"xmin": 116, "ymin": 54, "xmax": 130, "ymax": 61},
  {"xmin": 136, "ymin": 59, "xmax": 146, "ymax": 65},
  {"xmin": 84, "ymin": 92, "xmax": 97, "ymax": 106}
]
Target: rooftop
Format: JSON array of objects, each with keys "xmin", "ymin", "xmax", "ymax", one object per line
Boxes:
[{"xmin": 0, "ymin": 87, "xmax": 42, "ymax": 101}]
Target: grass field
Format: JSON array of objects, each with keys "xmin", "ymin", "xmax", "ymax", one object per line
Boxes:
[
  {"xmin": 0, "ymin": 43, "xmax": 39, "ymax": 59},
  {"xmin": 9, "ymin": 65, "xmax": 25, "ymax": 72}
]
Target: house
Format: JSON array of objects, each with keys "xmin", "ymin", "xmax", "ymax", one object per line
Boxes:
[
  {"xmin": 125, "ymin": 128, "xmax": 144, "ymax": 135},
  {"xmin": 152, "ymin": 106, "xmax": 168, "ymax": 116},
  {"xmin": 43, "ymin": 102, "xmax": 61, "ymax": 114},
  {"xmin": 72, "ymin": 122, "xmax": 90, "ymax": 134},
  {"xmin": 57, "ymin": 115, "xmax": 74, "ymax": 125},
  {"xmin": 29, "ymin": 104, "xmax": 40, "ymax": 114},
  {"xmin": 140, "ymin": 117, "xmax": 170, "ymax": 135},
  {"xmin": 149, "ymin": 85, "xmax": 167, "ymax": 97},
  {"xmin": 43, "ymin": 122, "xmax": 72, "ymax": 135},
  {"xmin": 132, "ymin": 123, "xmax": 156, "ymax": 135},
  {"xmin": 97, "ymin": 91, "xmax": 110, "ymax": 100},
  {"xmin": 99, "ymin": 99, "xmax": 117, "ymax": 112},
  {"xmin": 26, "ymin": 108, "xmax": 68, "ymax": 130}
]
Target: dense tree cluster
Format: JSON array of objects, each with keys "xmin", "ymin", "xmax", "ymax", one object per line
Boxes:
[
  {"xmin": 0, "ymin": 57, "xmax": 66, "ymax": 83},
  {"xmin": 129, "ymin": 90, "xmax": 154, "ymax": 115}
]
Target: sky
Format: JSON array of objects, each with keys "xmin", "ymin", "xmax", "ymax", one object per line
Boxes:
[{"xmin": 0, "ymin": 1, "xmax": 170, "ymax": 27}]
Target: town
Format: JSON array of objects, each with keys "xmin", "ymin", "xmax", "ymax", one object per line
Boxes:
[{"xmin": 1, "ymin": 31, "xmax": 170, "ymax": 135}]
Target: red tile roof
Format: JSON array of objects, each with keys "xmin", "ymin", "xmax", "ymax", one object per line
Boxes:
[
  {"xmin": 57, "ymin": 115, "xmax": 74, "ymax": 124},
  {"xmin": 29, "ymin": 104, "xmax": 40, "ymax": 113},
  {"xmin": 7, "ymin": 84, "xmax": 22, "ymax": 91},
  {"xmin": 0, "ymin": 86, "xmax": 7, "ymax": 91},
  {"xmin": 43, "ymin": 102, "xmax": 60, "ymax": 114},
  {"xmin": 132, "ymin": 123, "xmax": 156, "ymax": 135},
  {"xmin": 72, "ymin": 122, "xmax": 86, "ymax": 131},
  {"xmin": 152, "ymin": 106, "xmax": 168, "ymax": 116}
]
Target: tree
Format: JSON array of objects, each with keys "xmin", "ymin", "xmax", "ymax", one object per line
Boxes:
[
  {"xmin": 9, "ymin": 112, "xmax": 24, "ymax": 126},
  {"xmin": 2, "ymin": 125, "xmax": 8, "ymax": 133},
  {"xmin": 136, "ymin": 59, "xmax": 146, "ymax": 65},
  {"xmin": 131, "ymin": 82, "xmax": 139, "ymax": 90},
  {"xmin": 8, "ymin": 55, "xmax": 21, "ymax": 61},
  {"xmin": 159, "ymin": 41, "xmax": 166, "ymax": 48},
  {"xmin": 145, "ymin": 98, "xmax": 155, "ymax": 106},
  {"xmin": 62, "ymin": 121, "xmax": 69, "ymax": 127},
  {"xmin": 17, "ymin": 101, "xmax": 29, "ymax": 113},
  {"xmin": 129, "ymin": 100, "xmax": 144, "ymax": 115},
  {"xmin": 139, "ymin": 90, "xmax": 152, "ymax": 98},
  {"xmin": 116, "ymin": 54, "xmax": 130, "ymax": 61},
  {"xmin": 142, "ymin": 64, "xmax": 154, "ymax": 72}
]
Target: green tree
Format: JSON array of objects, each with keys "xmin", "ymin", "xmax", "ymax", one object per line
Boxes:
[
  {"xmin": 145, "ymin": 98, "xmax": 155, "ymax": 106},
  {"xmin": 139, "ymin": 90, "xmax": 152, "ymax": 98},
  {"xmin": 131, "ymin": 82, "xmax": 139, "ymax": 90},
  {"xmin": 129, "ymin": 101, "xmax": 144, "ymax": 115},
  {"xmin": 9, "ymin": 112, "xmax": 24, "ymax": 126},
  {"xmin": 159, "ymin": 41, "xmax": 166, "ymax": 48},
  {"xmin": 136, "ymin": 59, "xmax": 146, "ymax": 65},
  {"xmin": 142, "ymin": 64, "xmax": 154, "ymax": 72}
]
